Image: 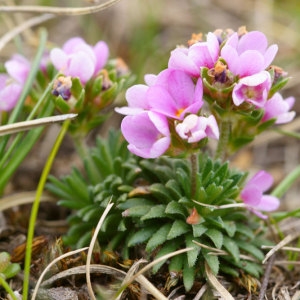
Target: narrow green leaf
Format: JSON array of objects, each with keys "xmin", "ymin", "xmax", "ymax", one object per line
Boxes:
[
  {"xmin": 192, "ymin": 223, "xmax": 207, "ymax": 237},
  {"xmin": 235, "ymin": 224, "xmax": 255, "ymax": 239},
  {"xmin": 165, "ymin": 201, "xmax": 187, "ymax": 217},
  {"xmin": 127, "ymin": 226, "xmax": 159, "ymax": 247},
  {"xmin": 165, "ymin": 179, "xmax": 183, "ymax": 199},
  {"xmin": 185, "ymin": 234, "xmax": 200, "ymax": 267},
  {"xmin": 149, "ymin": 183, "xmax": 172, "ymax": 203},
  {"xmin": 223, "ymin": 221, "xmax": 236, "ymax": 237},
  {"xmin": 82, "ymin": 207, "xmax": 102, "ymax": 222},
  {"xmin": 214, "ymin": 162, "xmax": 229, "ymax": 182},
  {"xmin": 117, "ymin": 198, "xmax": 154, "ymax": 210},
  {"xmin": 77, "ymin": 231, "xmax": 93, "ymax": 248},
  {"xmin": 101, "ymin": 214, "xmax": 122, "ymax": 232},
  {"xmin": 71, "ymin": 77, "xmax": 84, "ymax": 99},
  {"xmin": 176, "ymin": 168, "xmax": 191, "ymax": 198},
  {"xmin": 169, "ymin": 254, "xmax": 184, "ymax": 272},
  {"xmin": 205, "ymin": 183, "xmax": 223, "ymax": 203},
  {"xmin": 183, "ymin": 261, "xmax": 195, "ymax": 291},
  {"xmin": 203, "ymin": 251, "xmax": 219, "ymax": 275},
  {"xmin": 167, "ymin": 220, "xmax": 190, "ymax": 240},
  {"xmin": 219, "ymin": 264, "xmax": 239, "ymax": 277},
  {"xmin": 124, "ymin": 205, "xmax": 153, "ymax": 218},
  {"xmin": 152, "ymin": 241, "xmax": 177, "ymax": 273},
  {"xmin": 205, "ymin": 216, "xmax": 225, "ymax": 230},
  {"xmin": 197, "ymin": 187, "xmax": 207, "ymax": 202},
  {"xmin": 141, "ymin": 204, "xmax": 167, "ymax": 221},
  {"xmin": 146, "ymin": 223, "xmax": 172, "ymax": 252},
  {"xmin": 77, "ymin": 204, "xmax": 99, "ymax": 219},
  {"xmin": 205, "ymin": 229, "xmax": 223, "ymax": 249},
  {"xmin": 222, "ymin": 236, "xmax": 240, "ymax": 262},
  {"xmin": 201, "ymin": 158, "xmax": 213, "ymax": 184},
  {"xmin": 238, "ymin": 260, "xmax": 262, "ymax": 278},
  {"xmin": 236, "ymin": 240, "xmax": 264, "ymax": 261},
  {"xmin": 54, "ymin": 95, "xmax": 71, "ymax": 113}
]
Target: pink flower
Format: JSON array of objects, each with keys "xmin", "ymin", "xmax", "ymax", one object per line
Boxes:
[
  {"xmin": 241, "ymin": 170, "xmax": 280, "ymax": 219},
  {"xmin": 0, "ymin": 75, "xmax": 23, "ymax": 111},
  {"xmin": 121, "ymin": 111, "xmax": 171, "ymax": 158},
  {"xmin": 115, "ymin": 74, "xmax": 157, "ymax": 116},
  {"xmin": 168, "ymin": 32, "xmax": 220, "ymax": 77},
  {"xmin": 147, "ymin": 69, "xmax": 204, "ymax": 120},
  {"xmin": 50, "ymin": 37, "xmax": 109, "ymax": 84},
  {"xmin": 221, "ymin": 31, "xmax": 278, "ymax": 77},
  {"xmin": 175, "ymin": 114, "xmax": 219, "ymax": 143},
  {"xmin": 0, "ymin": 54, "xmax": 30, "ymax": 111},
  {"xmin": 262, "ymin": 93, "xmax": 295, "ymax": 124},
  {"xmin": 232, "ymin": 71, "xmax": 272, "ymax": 107},
  {"xmin": 5, "ymin": 54, "xmax": 30, "ymax": 85}
]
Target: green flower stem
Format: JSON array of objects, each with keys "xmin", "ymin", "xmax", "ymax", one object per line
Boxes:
[
  {"xmin": 214, "ymin": 119, "xmax": 231, "ymax": 161},
  {"xmin": 0, "ymin": 276, "xmax": 18, "ymax": 300},
  {"xmin": 22, "ymin": 119, "xmax": 71, "ymax": 300},
  {"xmin": 190, "ymin": 153, "xmax": 198, "ymax": 198},
  {"xmin": 271, "ymin": 165, "xmax": 300, "ymax": 198}
]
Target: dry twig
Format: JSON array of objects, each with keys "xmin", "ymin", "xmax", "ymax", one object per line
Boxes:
[{"xmin": 0, "ymin": 0, "xmax": 121, "ymax": 15}]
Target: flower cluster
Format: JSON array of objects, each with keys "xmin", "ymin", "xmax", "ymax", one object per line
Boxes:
[
  {"xmin": 50, "ymin": 37, "xmax": 109, "ymax": 84},
  {"xmin": 117, "ymin": 27, "xmax": 295, "ymax": 159},
  {"xmin": 116, "ymin": 67, "xmax": 219, "ymax": 158},
  {"xmin": 46, "ymin": 37, "xmax": 133, "ymax": 134}
]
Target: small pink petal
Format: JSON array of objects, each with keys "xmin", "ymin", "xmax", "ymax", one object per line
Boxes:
[
  {"xmin": 62, "ymin": 37, "xmax": 86, "ymax": 53},
  {"xmin": 67, "ymin": 52, "xmax": 95, "ymax": 83},
  {"xmin": 255, "ymin": 195, "xmax": 280, "ymax": 211},
  {"xmin": 234, "ymin": 51, "xmax": 264, "ymax": 77},
  {"xmin": 125, "ymin": 84, "xmax": 150, "ymax": 109},
  {"xmin": 241, "ymin": 185, "xmax": 263, "ymax": 206},
  {"xmin": 263, "ymin": 44, "xmax": 278, "ymax": 69},
  {"xmin": 238, "ymin": 31, "xmax": 268, "ymax": 53},
  {"xmin": 50, "ymin": 48, "xmax": 68, "ymax": 71},
  {"xmin": 247, "ymin": 170, "xmax": 273, "ymax": 192},
  {"xmin": 93, "ymin": 41, "xmax": 109, "ymax": 75},
  {"xmin": 168, "ymin": 48, "xmax": 200, "ymax": 77}
]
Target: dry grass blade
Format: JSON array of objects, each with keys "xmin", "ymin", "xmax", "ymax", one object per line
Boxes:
[
  {"xmin": 0, "ymin": 13, "xmax": 54, "ymax": 52},
  {"xmin": 134, "ymin": 274, "xmax": 168, "ymax": 300},
  {"xmin": 115, "ymin": 247, "xmax": 194, "ymax": 300},
  {"xmin": 263, "ymin": 233, "xmax": 300, "ymax": 264},
  {"xmin": 262, "ymin": 245, "xmax": 300, "ymax": 252},
  {"xmin": 31, "ymin": 247, "xmax": 89, "ymax": 300},
  {"xmin": 117, "ymin": 258, "xmax": 147, "ymax": 293},
  {"xmin": 0, "ymin": 191, "xmax": 56, "ymax": 212},
  {"xmin": 86, "ymin": 201, "xmax": 114, "ymax": 300},
  {"xmin": 274, "ymin": 260, "xmax": 300, "ymax": 265},
  {"xmin": 0, "ymin": 0, "xmax": 122, "ymax": 15},
  {"xmin": 193, "ymin": 283, "xmax": 208, "ymax": 300},
  {"xmin": 205, "ymin": 262, "xmax": 235, "ymax": 300},
  {"xmin": 116, "ymin": 259, "xmax": 166, "ymax": 300},
  {"xmin": 193, "ymin": 201, "xmax": 245, "ymax": 210},
  {"xmin": 82, "ymin": 198, "xmax": 170, "ymax": 300},
  {"xmin": 40, "ymin": 264, "xmax": 127, "ymax": 287},
  {"xmin": 0, "ymin": 114, "xmax": 77, "ymax": 136},
  {"xmin": 193, "ymin": 240, "xmax": 258, "ymax": 262}
]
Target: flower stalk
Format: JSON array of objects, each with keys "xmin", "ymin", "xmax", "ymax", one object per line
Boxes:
[
  {"xmin": 190, "ymin": 152, "xmax": 198, "ymax": 198},
  {"xmin": 214, "ymin": 119, "xmax": 231, "ymax": 161},
  {"xmin": 22, "ymin": 118, "xmax": 72, "ymax": 300}
]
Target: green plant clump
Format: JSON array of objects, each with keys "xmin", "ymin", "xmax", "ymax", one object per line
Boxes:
[{"xmin": 47, "ymin": 130, "xmax": 268, "ymax": 291}]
